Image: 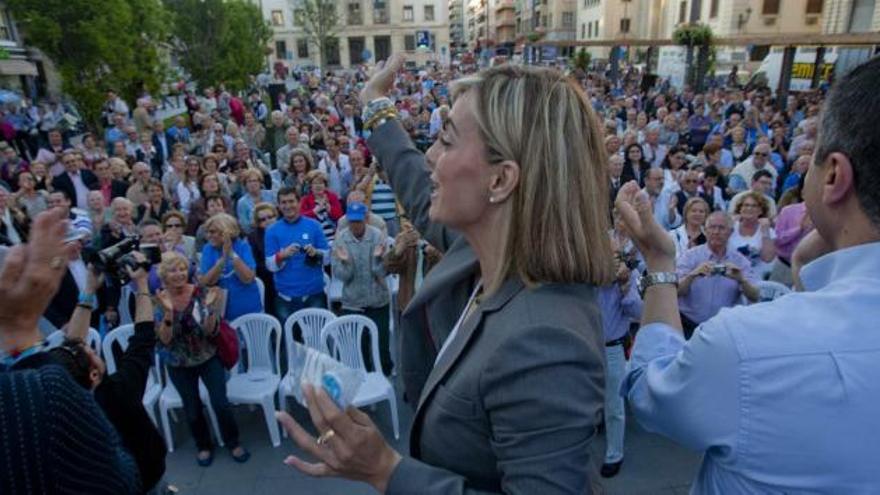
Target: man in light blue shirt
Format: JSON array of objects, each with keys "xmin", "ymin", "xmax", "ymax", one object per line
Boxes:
[{"xmin": 616, "ymin": 56, "xmax": 880, "ymax": 494}]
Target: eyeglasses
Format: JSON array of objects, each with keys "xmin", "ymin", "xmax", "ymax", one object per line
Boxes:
[
  {"xmin": 165, "ymin": 223, "xmax": 183, "ymax": 229},
  {"xmin": 740, "ymin": 203, "xmax": 759, "ymax": 209},
  {"xmin": 753, "ymin": 152, "xmax": 769, "ymax": 157},
  {"xmin": 257, "ymin": 215, "xmax": 276, "ymax": 223}
]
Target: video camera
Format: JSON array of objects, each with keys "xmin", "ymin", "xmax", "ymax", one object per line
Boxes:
[{"xmin": 83, "ymin": 236, "xmax": 161, "ymax": 283}]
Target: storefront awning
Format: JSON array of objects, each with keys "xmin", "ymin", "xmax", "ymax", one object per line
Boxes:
[{"xmin": 0, "ymin": 59, "xmax": 37, "ymax": 76}]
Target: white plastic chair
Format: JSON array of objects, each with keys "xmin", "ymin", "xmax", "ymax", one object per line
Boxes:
[
  {"xmin": 118, "ymin": 285, "xmax": 135, "ymax": 326},
  {"xmin": 756, "ymin": 280, "xmax": 792, "ymax": 302},
  {"xmin": 46, "ymin": 328, "xmax": 101, "ymax": 353},
  {"xmin": 158, "ymin": 361, "xmax": 225, "ymax": 453},
  {"xmin": 101, "ymin": 324, "xmax": 163, "ymax": 427},
  {"xmin": 324, "ymin": 272, "xmax": 343, "ymax": 309},
  {"xmin": 227, "ymin": 314, "xmax": 283, "ymax": 447},
  {"xmin": 321, "ymin": 315, "xmax": 399, "ymax": 440},
  {"xmin": 278, "ymin": 309, "xmax": 336, "ymax": 410}
]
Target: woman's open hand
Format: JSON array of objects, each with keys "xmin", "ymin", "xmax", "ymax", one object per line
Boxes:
[
  {"xmin": 276, "ymin": 384, "xmax": 402, "ymax": 493},
  {"xmin": 360, "ymin": 54, "xmax": 405, "ymax": 104}
]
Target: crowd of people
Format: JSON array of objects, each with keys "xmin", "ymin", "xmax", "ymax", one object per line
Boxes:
[{"xmin": 1, "ymin": 49, "xmax": 878, "ymax": 495}]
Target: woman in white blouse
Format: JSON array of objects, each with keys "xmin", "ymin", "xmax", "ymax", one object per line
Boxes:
[{"xmin": 671, "ymin": 197, "xmax": 709, "ymax": 257}]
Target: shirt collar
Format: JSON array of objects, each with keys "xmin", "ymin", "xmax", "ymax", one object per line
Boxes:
[{"xmin": 801, "ymin": 241, "xmax": 880, "ymax": 292}]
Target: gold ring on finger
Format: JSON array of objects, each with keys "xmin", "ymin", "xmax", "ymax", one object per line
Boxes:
[{"xmin": 316, "ymin": 429, "xmax": 336, "ymax": 446}]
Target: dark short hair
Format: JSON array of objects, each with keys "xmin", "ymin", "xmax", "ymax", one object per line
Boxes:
[
  {"xmin": 752, "ymin": 169, "xmax": 773, "ymax": 182},
  {"xmin": 704, "ymin": 165, "xmax": 721, "ymax": 178},
  {"xmin": 50, "ymin": 188, "xmax": 72, "ymax": 202},
  {"xmin": 815, "ymin": 56, "xmax": 880, "ymax": 226},
  {"xmin": 277, "ymin": 186, "xmax": 299, "ymax": 203},
  {"xmin": 47, "ymin": 338, "xmax": 93, "ymax": 389}
]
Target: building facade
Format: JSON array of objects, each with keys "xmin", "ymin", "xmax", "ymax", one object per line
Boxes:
[
  {"xmin": 258, "ymin": 0, "xmax": 450, "ymax": 69},
  {"xmin": 823, "ymin": 0, "xmax": 880, "ymax": 33},
  {"xmin": 449, "ymin": 0, "xmax": 467, "ymax": 55},
  {"xmin": 575, "ymin": 0, "xmax": 659, "ymax": 59},
  {"xmin": 0, "ymin": 3, "xmax": 56, "ymax": 98}
]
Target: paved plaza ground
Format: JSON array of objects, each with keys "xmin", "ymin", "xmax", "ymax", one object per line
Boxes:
[{"xmin": 163, "ymin": 386, "xmax": 701, "ymax": 495}]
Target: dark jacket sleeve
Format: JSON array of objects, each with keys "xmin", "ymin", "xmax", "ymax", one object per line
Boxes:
[
  {"xmin": 367, "ymin": 120, "xmax": 459, "ymax": 253},
  {"xmin": 112, "ymin": 321, "xmax": 156, "ymax": 398}
]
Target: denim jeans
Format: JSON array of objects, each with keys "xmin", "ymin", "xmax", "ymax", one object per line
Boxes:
[
  {"xmin": 604, "ymin": 343, "xmax": 626, "ymax": 463},
  {"xmin": 167, "ymin": 355, "xmax": 240, "ymax": 452},
  {"xmin": 274, "ymin": 291, "xmax": 327, "ymax": 326}
]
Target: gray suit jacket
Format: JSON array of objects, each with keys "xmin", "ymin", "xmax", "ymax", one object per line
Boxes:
[{"xmin": 368, "ymin": 121, "xmax": 605, "ymax": 494}]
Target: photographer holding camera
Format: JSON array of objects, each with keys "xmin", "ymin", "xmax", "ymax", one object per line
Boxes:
[
  {"xmin": 47, "ymin": 253, "xmax": 167, "ymax": 493},
  {"xmin": 265, "ymin": 186, "xmax": 329, "ymax": 324},
  {"xmin": 676, "ymin": 211, "xmax": 759, "ymax": 338}
]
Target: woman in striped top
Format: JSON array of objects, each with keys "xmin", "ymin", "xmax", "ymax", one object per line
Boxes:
[{"xmin": 362, "ymin": 163, "xmax": 400, "ymax": 237}]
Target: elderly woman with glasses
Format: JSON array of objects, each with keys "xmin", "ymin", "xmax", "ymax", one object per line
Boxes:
[
  {"xmin": 162, "ymin": 210, "xmax": 196, "ymax": 260},
  {"xmin": 247, "ymin": 202, "xmax": 278, "ymax": 315},
  {"xmin": 730, "ymin": 191, "xmax": 777, "ymax": 277},
  {"xmin": 197, "ymin": 213, "xmax": 262, "ymax": 320},
  {"xmin": 671, "ymin": 197, "xmax": 710, "ymax": 257}
]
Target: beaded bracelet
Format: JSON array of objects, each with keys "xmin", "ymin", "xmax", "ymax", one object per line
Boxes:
[{"xmin": 362, "ymin": 97, "xmax": 394, "ymax": 124}]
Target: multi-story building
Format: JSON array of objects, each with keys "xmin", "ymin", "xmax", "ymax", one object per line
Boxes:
[
  {"xmin": 515, "ymin": 0, "xmax": 576, "ymax": 61},
  {"xmin": 665, "ymin": 0, "xmax": 824, "ymax": 38},
  {"xmin": 258, "ymin": 0, "xmax": 450, "ymax": 69},
  {"xmin": 0, "ymin": 4, "xmax": 55, "ymax": 97},
  {"xmin": 496, "ymin": 0, "xmax": 516, "ymax": 47},
  {"xmin": 465, "ymin": 0, "xmax": 497, "ymax": 52},
  {"xmin": 575, "ymin": 0, "xmax": 658, "ymax": 59},
  {"xmin": 449, "ymin": 0, "xmax": 467, "ymax": 56},
  {"xmin": 663, "ymin": 0, "xmax": 826, "ymax": 67}
]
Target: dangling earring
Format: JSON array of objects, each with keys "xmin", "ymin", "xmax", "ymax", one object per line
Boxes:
[{"xmin": 489, "ymin": 197, "xmax": 497, "ymax": 204}]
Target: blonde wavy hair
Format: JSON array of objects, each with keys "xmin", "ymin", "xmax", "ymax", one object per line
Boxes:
[
  {"xmin": 450, "ymin": 65, "xmax": 613, "ymax": 288},
  {"xmin": 203, "ymin": 212, "xmax": 241, "ymax": 239},
  {"xmin": 158, "ymin": 251, "xmax": 189, "ymax": 282}
]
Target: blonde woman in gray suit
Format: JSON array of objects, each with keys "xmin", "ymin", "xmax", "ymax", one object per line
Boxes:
[{"xmin": 276, "ymin": 56, "xmax": 614, "ymax": 494}]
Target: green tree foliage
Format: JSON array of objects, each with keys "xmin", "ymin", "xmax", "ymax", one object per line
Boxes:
[
  {"xmin": 7, "ymin": 0, "xmax": 170, "ymax": 129},
  {"xmin": 164, "ymin": 0, "xmax": 272, "ymax": 92},
  {"xmin": 293, "ymin": 0, "xmax": 341, "ymax": 71},
  {"xmin": 573, "ymin": 48, "xmax": 591, "ymax": 72},
  {"xmin": 673, "ymin": 23, "xmax": 714, "ymax": 91}
]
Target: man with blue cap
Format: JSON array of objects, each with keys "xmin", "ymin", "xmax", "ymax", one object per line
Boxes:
[{"xmin": 331, "ymin": 201, "xmax": 393, "ymax": 375}]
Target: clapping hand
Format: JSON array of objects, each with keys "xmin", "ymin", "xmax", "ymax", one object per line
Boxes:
[
  {"xmin": 304, "ymin": 244, "xmax": 318, "ymax": 257},
  {"xmin": 334, "ymin": 245, "xmax": 350, "ymax": 263},
  {"xmin": 373, "ymin": 242, "xmax": 386, "ymax": 258},
  {"xmin": 156, "ymin": 289, "xmax": 174, "ymax": 313},
  {"xmin": 724, "ymin": 263, "xmax": 745, "ymax": 282},
  {"xmin": 615, "ymin": 181, "xmax": 676, "ymax": 271}
]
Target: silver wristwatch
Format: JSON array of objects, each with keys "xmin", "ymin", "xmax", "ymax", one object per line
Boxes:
[{"xmin": 638, "ymin": 272, "xmax": 679, "ymax": 296}]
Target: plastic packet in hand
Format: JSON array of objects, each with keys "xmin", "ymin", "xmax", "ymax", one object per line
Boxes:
[{"xmin": 288, "ymin": 341, "xmax": 365, "ymax": 410}]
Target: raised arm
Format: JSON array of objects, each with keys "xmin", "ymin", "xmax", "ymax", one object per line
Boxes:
[{"xmin": 361, "ymin": 55, "xmax": 458, "ymax": 253}]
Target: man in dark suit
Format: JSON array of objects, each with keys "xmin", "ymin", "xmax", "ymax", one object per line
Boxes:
[
  {"xmin": 51, "ymin": 150, "xmax": 98, "ymax": 211},
  {"xmin": 674, "ymin": 169, "xmax": 714, "ymax": 215}
]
